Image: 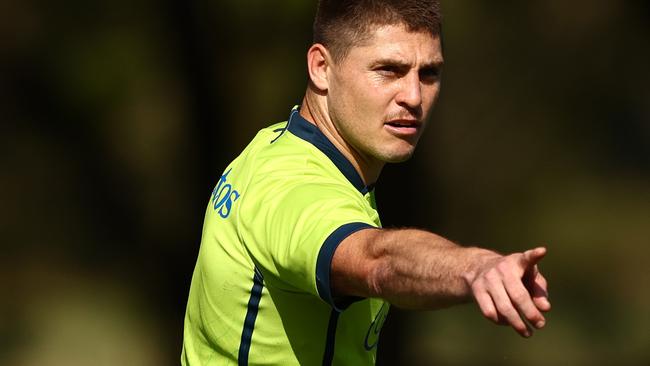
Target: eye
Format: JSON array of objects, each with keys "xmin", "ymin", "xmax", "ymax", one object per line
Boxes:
[
  {"xmin": 419, "ymin": 67, "xmax": 441, "ymax": 83},
  {"xmin": 375, "ymin": 65, "xmax": 404, "ymax": 77}
]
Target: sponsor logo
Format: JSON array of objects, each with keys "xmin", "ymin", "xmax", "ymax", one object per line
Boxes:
[
  {"xmin": 211, "ymin": 168, "xmax": 240, "ymax": 218},
  {"xmin": 364, "ymin": 302, "xmax": 388, "ymax": 351}
]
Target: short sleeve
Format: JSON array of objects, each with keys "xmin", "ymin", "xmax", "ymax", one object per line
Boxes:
[{"xmin": 239, "ymin": 182, "xmax": 377, "ymax": 309}]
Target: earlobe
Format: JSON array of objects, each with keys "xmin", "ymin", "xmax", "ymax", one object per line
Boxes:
[{"xmin": 307, "ymin": 44, "xmax": 330, "ymax": 92}]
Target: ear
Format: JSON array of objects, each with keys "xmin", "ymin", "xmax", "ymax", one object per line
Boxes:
[{"xmin": 307, "ymin": 44, "xmax": 331, "ymax": 92}]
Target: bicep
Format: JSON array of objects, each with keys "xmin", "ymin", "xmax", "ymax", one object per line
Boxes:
[{"xmin": 330, "ymin": 227, "xmax": 383, "ymax": 299}]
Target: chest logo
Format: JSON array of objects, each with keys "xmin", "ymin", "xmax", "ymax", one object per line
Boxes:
[
  {"xmin": 364, "ymin": 302, "xmax": 388, "ymax": 351},
  {"xmin": 211, "ymin": 168, "xmax": 240, "ymax": 218}
]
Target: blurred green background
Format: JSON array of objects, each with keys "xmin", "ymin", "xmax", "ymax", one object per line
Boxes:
[{"xmin": 1, "ymin": 0, "xmax": 648, "ymax": 365}]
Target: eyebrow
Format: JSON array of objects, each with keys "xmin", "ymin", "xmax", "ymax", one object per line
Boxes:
[{"xmin": 371, "ymin": 58, "xmax": 444, "ymax": 69}]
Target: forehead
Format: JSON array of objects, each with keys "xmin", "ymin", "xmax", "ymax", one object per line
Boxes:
[{"xmin": 344, "ymin": 24, "xmax": 443, "ymax": 65}]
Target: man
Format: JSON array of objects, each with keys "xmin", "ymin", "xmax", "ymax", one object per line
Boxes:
[{"xmin": 182, "ymin": 0, "xmax": 551, "ymax": 365}]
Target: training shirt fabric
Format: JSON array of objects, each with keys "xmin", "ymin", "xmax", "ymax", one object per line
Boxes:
[{"xmin": 181, "ymin": 107, "xmax": 389, "ymax": 366}]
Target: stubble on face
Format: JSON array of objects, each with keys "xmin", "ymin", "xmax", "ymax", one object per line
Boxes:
[{"xmin": 325, "ymin": 23, "xmax": 443, "ymax": 168}]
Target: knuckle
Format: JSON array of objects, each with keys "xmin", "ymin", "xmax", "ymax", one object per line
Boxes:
[
  {"xmin": 472, "ymin": 284, "xmax": 488, "ymax": 297},
  {"xmin": 525, "ymin": 310, "xmax": 541, "ymax": 323},
  {"xmin": 482, "ymin": 309, "xmax": 498, "ymax": 322},
  {"xmin": 504, "ymin": 308, "xmax": 518, "ymax": 319},
  {"xmin": 539, "ymin": 276, "xmax": 548, "ymax": 287},
  {"xmin": 471, "ymin": 279, "xmax": 484, "ymax": 291},
  {"xmin": 497, "ymin": 261, "xmax": 513, "ymax": 274},
  {"xmin": 485, "ymin": 270, "xmax": 500, "ymax": 282},
  {"xmin": 512, "ymin": 292, "xmax": 529, "ymax": 304},
  {"xmin": 531, "ymin": 310, "xmax": 544, "ymax": 322},
  {"xmin": 511, "ymin": 319, "xmax": 526, "ymax": 332},
  {"xmin": 523, "ymin": 305, "xmax": 537, "ymax": 316},
  {"xmin": 503, "ymin": 309, "xmax": 521, "ymax": 325}
]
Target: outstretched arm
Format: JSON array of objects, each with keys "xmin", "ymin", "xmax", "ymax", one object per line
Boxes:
[{"xmin": 331, "ymin": 228, "xmax": 550, "ymax": 337}]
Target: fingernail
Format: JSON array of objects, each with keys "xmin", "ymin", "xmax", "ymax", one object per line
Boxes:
[{"xmin": 535, "ymin": 320, "xmax": 545, "ymax": 328}]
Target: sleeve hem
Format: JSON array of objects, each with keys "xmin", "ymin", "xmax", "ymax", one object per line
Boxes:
[{"xmin": 315, "ymin": 222, "xmax": 375, "ymax": 312}]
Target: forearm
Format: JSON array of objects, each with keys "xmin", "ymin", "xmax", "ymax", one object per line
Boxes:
[{"xmin": 332, "ymin": 228, "xmax": 501, "ymax": 309}]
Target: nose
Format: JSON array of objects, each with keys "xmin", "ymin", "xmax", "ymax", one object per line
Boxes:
[{"xmin": 395, "ymin": 72, "xmax": 422, "ymax": 109}]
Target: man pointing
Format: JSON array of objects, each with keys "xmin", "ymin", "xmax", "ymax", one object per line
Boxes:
[{"xmin": 182, "ymin": 1, "xmax": 550, "ymax": 364}]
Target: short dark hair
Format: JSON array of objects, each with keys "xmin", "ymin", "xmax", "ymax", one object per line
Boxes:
[{"xmin": 313, "ymin": 0, "xmax": 442, "ymax": 63}]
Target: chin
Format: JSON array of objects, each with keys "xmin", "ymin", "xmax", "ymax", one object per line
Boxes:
[{"xmin": 379, "ymin": 148, "xmax": 416, "ymax": 163}]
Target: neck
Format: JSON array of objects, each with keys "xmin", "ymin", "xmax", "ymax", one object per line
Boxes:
[{"xmin": 300, "ymin": 88, "xmax": 384, "ymax": 187}]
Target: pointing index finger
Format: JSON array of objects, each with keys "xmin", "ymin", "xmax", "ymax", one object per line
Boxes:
[{"xmin": 521, "ymin": 247, "xmax": 547, "ymax": 267}]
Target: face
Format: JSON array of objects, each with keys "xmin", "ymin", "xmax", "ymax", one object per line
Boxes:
[{"xmin": 326, "ymin": 24, "xmax": 443, "ymax": 164}]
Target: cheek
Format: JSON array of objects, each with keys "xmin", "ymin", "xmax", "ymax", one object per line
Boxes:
[
  {"xmin": 349, "ymin": 84, "xmax": 393, "ymax": 117},
  {"xmin": 331, "ymin": 73, "xmax": 394, "ymax": 129},
  {"xmin": 421, "ymin": 86, "xmax": 440, "ymax": 111},
  {"xmin": 422, "ymin": 88, "xmax": 439, "ymax": 116}
]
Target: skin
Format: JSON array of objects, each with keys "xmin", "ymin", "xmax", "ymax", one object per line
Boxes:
[
  {"xmin": 301, "ymin": 23, "xmax": 551, "ymax": 338},
  {"xmin": 302, "ymin": 23, "xmax": 443, "ymax": 184}
]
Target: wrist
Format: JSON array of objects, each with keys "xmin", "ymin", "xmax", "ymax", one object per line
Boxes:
[{"xmin": 461, "ymin": 247, "xmax": 502, "ymax": 286}]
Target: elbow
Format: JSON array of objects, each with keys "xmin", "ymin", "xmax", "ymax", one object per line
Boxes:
[{"xmin": 364, "ymin": 230, "xmax": 391, "ymax": 299}]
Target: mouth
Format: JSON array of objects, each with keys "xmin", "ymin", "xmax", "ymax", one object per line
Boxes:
[{"xmin": 384, "ymin": 119, "xmax": 421, "ymax": 137}]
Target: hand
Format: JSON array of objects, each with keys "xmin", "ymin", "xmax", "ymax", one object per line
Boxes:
[{"xmin": 465, "ymin": 247, "xmax": 551, "ymax": 337}]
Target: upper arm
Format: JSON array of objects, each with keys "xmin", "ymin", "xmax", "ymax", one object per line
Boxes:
[{"xmin": 330, "ymin": 227, "xmax": 383, "ymax": 299}]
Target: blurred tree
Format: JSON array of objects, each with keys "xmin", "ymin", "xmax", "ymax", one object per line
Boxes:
[{"xmin": 1, "ymin": 0, "xmax": 648, "ymax": 365}]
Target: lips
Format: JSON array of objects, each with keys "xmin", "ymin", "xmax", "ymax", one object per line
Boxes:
[
  {"xmin": 386, "ymin": 120, "xmax": 419, "ymax": 127},
  {"xmin": 384, "ymin": 119, "xmax": 421, "ymax": 136}
]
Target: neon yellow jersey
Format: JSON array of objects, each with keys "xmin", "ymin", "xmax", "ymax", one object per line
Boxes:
[{"xmin": 181, "ymin": 107, "xmax": 389, "ymax": 365}]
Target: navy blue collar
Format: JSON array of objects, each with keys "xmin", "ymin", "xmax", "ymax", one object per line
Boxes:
[{"xmin": 286, "ymin": 108, "xmax": 374, "ymax": 195}]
